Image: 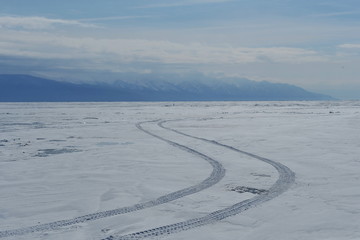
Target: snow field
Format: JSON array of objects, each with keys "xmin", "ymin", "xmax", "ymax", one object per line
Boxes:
[{"xmin": 0, "ymin": 101, "xmax": 359, "ymax": 239}]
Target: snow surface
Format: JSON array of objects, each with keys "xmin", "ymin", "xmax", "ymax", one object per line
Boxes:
[{"xmin": 0, "ymin": 101, "xmax": 359, "ymax": 239}]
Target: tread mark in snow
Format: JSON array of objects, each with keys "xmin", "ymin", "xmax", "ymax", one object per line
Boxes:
[
  {"xmin": 103, "ymin": 119, "xmax": 295, "ymax": 239},
  {"xmin": 0, "ymin": 120, "xmax": 225, "ymax": 238}
]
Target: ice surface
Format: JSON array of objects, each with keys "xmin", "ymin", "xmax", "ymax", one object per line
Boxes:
[{"xmin": 0, "ymin": 101, "xmax": 359, "ymax": 239}]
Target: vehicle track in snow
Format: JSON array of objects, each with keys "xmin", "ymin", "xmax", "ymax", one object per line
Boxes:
[
  {"xmin": 103, "ymin": 119, "xmax": 295, "ymax": 240},
  {"xmin": 0, "ymin": 120, "xmax": 225, "ymax": 238}
]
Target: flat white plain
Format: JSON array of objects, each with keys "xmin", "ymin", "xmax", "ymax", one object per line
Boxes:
[{"xmin": 0, "ymin": 101, "xmax": 359, "ymax": 239}]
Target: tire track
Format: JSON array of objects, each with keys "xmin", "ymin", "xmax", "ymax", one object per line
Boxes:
[
  {"xmin": 104, "ymin": 119, "xmax": 295, "ymax": 240},
  {"xmin": 0, "ymin": 120, "xmax": 225, "ymax": 238}
]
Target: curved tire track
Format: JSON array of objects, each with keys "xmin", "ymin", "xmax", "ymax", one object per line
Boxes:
[
  {"xmin": 0, "ymin": 120, "xmax": 225, "ymax": 238},
  {"xmin": 104, "ymin": 119, "xmax": 295, "ymax": 240}
]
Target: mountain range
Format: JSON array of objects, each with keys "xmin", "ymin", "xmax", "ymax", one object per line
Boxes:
[{"xmin": 0, "ymin": 74, "xmax": 334, "ymax": 102}]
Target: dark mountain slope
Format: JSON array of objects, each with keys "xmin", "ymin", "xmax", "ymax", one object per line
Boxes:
[{"xmin": 0, "ymin": 74, "xmax": 334, "ymax": 102}]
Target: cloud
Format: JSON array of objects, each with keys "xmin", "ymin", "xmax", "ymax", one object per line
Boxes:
[
  {"xmin": 338, "ymin": 44, "xmax": 360, "ymax": 49},
  {"xmin": 0, "ymin": 29, "xmax": 327, "ymax": 66},
  {"xmin": 79, "ymin": 15, "xmax": 153, "ymax": 22},
  {"xmin": 312, "ymin": 11, "xmax": 360, "ymax": 17},
  {"xmin": 0, "ymin": 16, "xmax": 96, "ymax": 30},
  {"xmin": 137, "ymin": 0, "xmax": 233, "ymax": 8}
]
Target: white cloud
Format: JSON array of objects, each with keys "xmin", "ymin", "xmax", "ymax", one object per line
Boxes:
[
  {"xmin": 0, "ymin": 16, "xmax": 96, "ymax": 30},
  {"xmin": 79, "ymin": 15, "xmax": 153, "ymax": 22},
  {"xmin": 312, "ymin": 11, "xmax": 360, "ymax": 17},
  {"xmin": 137, "ymin": 0, "xmax": 233, "ymax": 8},
  {"xmin": 0, "ymin": 29, "xmax": 327, "ymax": 67},
  {"xmin": 338, "ymin": 44, "xmax": 360, "ymax": 49}
]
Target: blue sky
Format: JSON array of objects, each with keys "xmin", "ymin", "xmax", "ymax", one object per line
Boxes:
[{"xmin": 0, "ymin": 0, "xmax": 360, "ymax": 99}]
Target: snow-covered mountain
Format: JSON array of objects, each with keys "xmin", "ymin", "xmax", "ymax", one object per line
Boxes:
[{"xmin": 0, "ymin": 74, "xmax": 334, "ymax": 101}]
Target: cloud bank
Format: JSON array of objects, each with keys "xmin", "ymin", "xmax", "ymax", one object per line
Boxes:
[
  {"xmin": 0, "ymin": 16, "xmax": 96, "ymax": 30},
  {"xmin": 0, "ymin": 26, "xmax": 327, "ymax": 66}
]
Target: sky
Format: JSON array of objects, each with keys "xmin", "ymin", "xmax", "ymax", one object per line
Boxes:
[{"xmin": 0, "ymin": 0, "xmax": 360, "ymax": 99}]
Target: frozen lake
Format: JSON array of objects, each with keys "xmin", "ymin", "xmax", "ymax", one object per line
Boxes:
[{"xmin": 0, "ymin": 101, "xmax": 359, "ymax": 239}]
